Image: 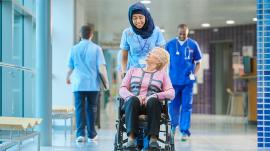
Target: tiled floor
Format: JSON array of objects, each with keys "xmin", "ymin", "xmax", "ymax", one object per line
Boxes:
[{"xmin": 8, "ymin": 101, "xmax": 257, "ymax": 151}]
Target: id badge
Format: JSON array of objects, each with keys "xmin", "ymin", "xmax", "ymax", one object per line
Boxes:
[{"xmin": 189, "ymin": 73, "xmax": 195, "ymax": 80}]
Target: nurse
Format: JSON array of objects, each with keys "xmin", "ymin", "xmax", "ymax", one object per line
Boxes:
[
  {"xmin": 120, "ymin": 2, "xmax": 166, "ymax": 76},
  {"xmin": 166, "ymin": 24, "xmax": 202, "ymax": 141}
]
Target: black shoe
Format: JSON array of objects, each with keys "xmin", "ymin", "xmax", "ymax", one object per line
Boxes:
[
  {"xmin": 125, "ymin": 141, "xmax": 136, "ymax": 150},
  {"xmin": 149, "ymin": 141, "xmax": 159, "ymax": 149}
]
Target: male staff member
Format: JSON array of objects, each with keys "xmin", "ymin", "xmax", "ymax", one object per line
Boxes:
[
  {"xmin": 66, "ymin": 24, "xmax": 109, "ymax": 142},
  {"xmin": 166, "ymin": 24, "xmax": 202, "ymax": 141}
]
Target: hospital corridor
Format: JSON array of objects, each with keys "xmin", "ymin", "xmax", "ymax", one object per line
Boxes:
[{"xmin": 0, "ymin": 0, "xmax": 268, "ymax": 150}]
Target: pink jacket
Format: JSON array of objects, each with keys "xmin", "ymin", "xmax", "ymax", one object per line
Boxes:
[{"xmin": 119, "ymin": 68, "xmax": 175, "ymax": 101}]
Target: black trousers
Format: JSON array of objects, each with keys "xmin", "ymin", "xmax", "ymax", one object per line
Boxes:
[
  {"xmin": 124, "ymin": 96, "xmax": 162, "ymax": 138},
  {"xmin": 74, "ymin": 91, "xmax": 99, "ymax": 138}
]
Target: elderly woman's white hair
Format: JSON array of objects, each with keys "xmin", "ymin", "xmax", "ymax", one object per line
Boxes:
[{"xmin": 151, "ymin": 47, "xmax": 170, "ymax": 70}]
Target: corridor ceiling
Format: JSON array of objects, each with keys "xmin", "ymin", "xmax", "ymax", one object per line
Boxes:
[{"xmin": 81, "ymin": 0, "xmax": 256, "ymax": 43}]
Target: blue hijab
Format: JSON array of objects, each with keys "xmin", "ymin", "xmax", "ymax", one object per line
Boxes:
[{"xmin": 128, "ymin": 2, "xmax": 155, "ymax": 39}]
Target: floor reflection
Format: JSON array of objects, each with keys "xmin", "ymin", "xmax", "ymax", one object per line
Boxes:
[{"xmin": 14, "ymin": 99, "xmax": 257, "ymax": 151}]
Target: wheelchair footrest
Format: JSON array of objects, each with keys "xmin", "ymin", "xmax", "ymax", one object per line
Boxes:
[{"xmin": 123, "ymin": 145, "xmax": 138, "ymax": 151}]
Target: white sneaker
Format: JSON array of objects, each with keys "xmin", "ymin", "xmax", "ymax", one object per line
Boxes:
[
  {"xmin": 88, "ymin": 135, "xmax": 98, "ymax": 142},
  {"xmin": 181, "ymin": 134, "xmax": 189, "ymax": 141},
  {"xmin": 76, "ymin": 136, "xmax": 86, "ymax": 142}
]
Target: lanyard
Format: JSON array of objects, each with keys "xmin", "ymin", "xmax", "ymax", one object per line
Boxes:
[
  {"xmin": 136, "ymin": 35, "xmax": 149, "ymax": 56},
  {"xmin": 127, "ymin": 36, "xmax": 149, "ymax": 69}
]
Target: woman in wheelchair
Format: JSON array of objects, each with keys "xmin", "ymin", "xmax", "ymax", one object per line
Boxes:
[{"xmin": 119, "ymin": 47, "xmax": 175, "ymax": 150}]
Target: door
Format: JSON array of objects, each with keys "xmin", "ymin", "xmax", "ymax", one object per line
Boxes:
[{"xmin": 210, "ymin": 42, "xmax": 233, "ymax": 114}]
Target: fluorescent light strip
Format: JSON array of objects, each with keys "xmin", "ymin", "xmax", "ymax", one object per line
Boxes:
[
  {"xmin": 201, "ymin": 23, "xmax": 210, "ymax": 27},
  {"xmin": 226, "ymin": 20, "xmax": 235, "ymax": 24},
  {"xmin": 140, "ymin": 0, "xmax": 151, "ymax": 4}
]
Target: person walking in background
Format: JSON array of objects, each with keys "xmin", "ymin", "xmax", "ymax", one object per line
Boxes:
[
  {"xmin": 66, "ymin": 24, "xmax": 109, "ymax": 142},
  {"xmin": 166, "ymin": 24, "xmax": 203, "ymax": 141},
  {"xmin": 120, "ymin": 2, "xmax": 166, "ymax": 77}
]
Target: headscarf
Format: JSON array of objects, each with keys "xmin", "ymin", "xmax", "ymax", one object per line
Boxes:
[{"xmin": 128, "ymin": 2, "xmax": 155, "ymax": 39}]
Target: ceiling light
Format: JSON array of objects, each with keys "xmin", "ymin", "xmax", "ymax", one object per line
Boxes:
[
  {"xmin": 201, "ymin": 23, "xmax": 210, "ymax": 28},
  {"xmin": 146, "ymin": 7, "xmax": 150, "ymax": 11},
  {"xmin": 213, "ymin": 28, "xmax": 219, "ymax": 32},
  {"xmin": 253, "ymin": 18, "xmax": 257, "ymax": 22},
  {"xmin": 189, "ymin": 30, "xmax": 195, "ymax": 34},
  {"xmin": 140, "ymin": 0, "xmax": 151, "ymax": 4},
  {"xmin": 226, "ymin": 20, "xmax": 235, "ymax": 24}
]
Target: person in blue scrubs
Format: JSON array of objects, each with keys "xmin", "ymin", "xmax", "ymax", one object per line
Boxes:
[
  {"xmin": 66, "ymin": 24, "xmax": 109, "ymax": 142},
  {"xmin": 166, "ymin": 24, "xmax": 202, "ymax": 141},
  {"xmin": 120, "ymin": 2, "xmax": 165, "ymax": 76}
]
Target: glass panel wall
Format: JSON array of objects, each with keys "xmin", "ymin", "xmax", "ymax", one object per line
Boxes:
[
  {"xmin": 0, "ymin": 0, "xmax": 2, "ymax": 116},
  {"xmin": 15, "ymin": 0, "xmax": 23, "ymax": 5},
  {"xmin": 1, "ymin": 0, "xmax": 36, "ymax": 117}
]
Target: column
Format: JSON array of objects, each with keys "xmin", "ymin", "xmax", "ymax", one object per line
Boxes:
[{"xmin": 36, "ymin": 0, "xmax": 52, "ymax": 146}]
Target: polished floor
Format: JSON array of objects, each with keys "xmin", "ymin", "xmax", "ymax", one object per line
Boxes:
[{"xmin": 9, "ymin": 101, "xmax": 257, "ymax": 151}]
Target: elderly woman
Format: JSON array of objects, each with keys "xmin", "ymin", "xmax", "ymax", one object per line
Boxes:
[{"xmin": 119, "ymin": 48, "xmax": 175, "ymax": 149}]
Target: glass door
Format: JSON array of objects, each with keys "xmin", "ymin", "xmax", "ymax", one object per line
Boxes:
[{"xmin": 2, "ymin": 10, "xmax": 23, "ymax": 116}]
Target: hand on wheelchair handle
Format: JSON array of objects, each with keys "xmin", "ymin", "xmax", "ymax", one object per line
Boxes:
[{"xmin": 121, "ymin": 72, "xmax": 126, "ymax": 79}]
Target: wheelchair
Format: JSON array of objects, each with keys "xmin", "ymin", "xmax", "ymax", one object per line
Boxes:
[{"xmin": 114, "ymin": 97, "xmax": 175, "ymax": 151}]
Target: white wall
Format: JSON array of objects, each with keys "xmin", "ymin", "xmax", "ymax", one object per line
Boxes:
[
  {"xmin": 75, "ymin": 0, "xmax": 86, "ymax": 43},
  {"xmin": 52, "ymin": 0, "xmax": 75, "ymax": 108}
]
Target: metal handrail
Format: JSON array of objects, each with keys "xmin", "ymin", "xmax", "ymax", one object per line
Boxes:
[{"xmin": 0, "ymin": 62, "xmax": 34, "ymax": 73}]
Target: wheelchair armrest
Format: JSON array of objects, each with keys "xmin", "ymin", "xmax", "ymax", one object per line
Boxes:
[
  {"xmin": 117, "ymin": 97, "xmax": 125, "ymax": 107},
  {"xmin": 161, "ymin": 99, "xmax": 170, "ymax": 117},
  {"xmin": 117, "ymin": 97, "xmax": 125, "ymax": 117},
  {"xmin": 161, "ymin": 99, "xmax": 170, "ymax": 106}
]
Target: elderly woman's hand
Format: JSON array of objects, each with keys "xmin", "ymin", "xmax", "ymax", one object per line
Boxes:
[
  {"xmin": 138, "ymin": 95, "xmax": 146, "ymax": 105},
  {"xmin": 146, "ymin": 94, "xmax": 158, "ymax": 101}
]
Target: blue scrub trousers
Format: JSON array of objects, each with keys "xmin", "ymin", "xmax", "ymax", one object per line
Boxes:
[
  {"xmin": 74, "ymin": 91, "xmax": 99, "ymax": 138},
  {"xmin": 168, "ymin": 84, "xmax": 193, "ymax": 135}
]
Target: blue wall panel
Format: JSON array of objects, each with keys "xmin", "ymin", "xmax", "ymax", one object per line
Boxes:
[{"xmin": 257, "ymin": 0, "xmax": 270, "ymax": 148}]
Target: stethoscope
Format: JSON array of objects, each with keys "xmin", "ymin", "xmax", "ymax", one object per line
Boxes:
[{"xmin": 175, "ymin": 38, "xmax": 192, "ymax": 60}]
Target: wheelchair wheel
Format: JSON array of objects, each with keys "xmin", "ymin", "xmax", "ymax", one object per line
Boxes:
[
  {"xmin": 166, "ymin": 133, "xmax": 175, "ymax": 151},
  {"xmin": 164, "ymin": 144, "xmax": 171, "ymax": 151},
  {"xmin": 114, "ymin": 133, "xmax": 118, "ymax": 151},
  {"xmin": 114, "ymin": 121, "xmax": 124, "ymax": 151},
  {"xmin": 170, "ymin": 135, "xmax": 175, "ymax": 151},
  {"xmin": 170, "ymin": 144, "xmax": 175, "ymax": 151},
  {"xmin": 115, "ymin": 132, "xmax": 126, "ymax": 151}
]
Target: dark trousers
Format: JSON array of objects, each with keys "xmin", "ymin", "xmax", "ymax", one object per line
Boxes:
[
  {"xmin": 74, "ymin": 91, "xmax": 99, "ymax": 138},
  {"xmin": 124, "ymin": 96, "xmax": 162, "ymax": 138}
]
